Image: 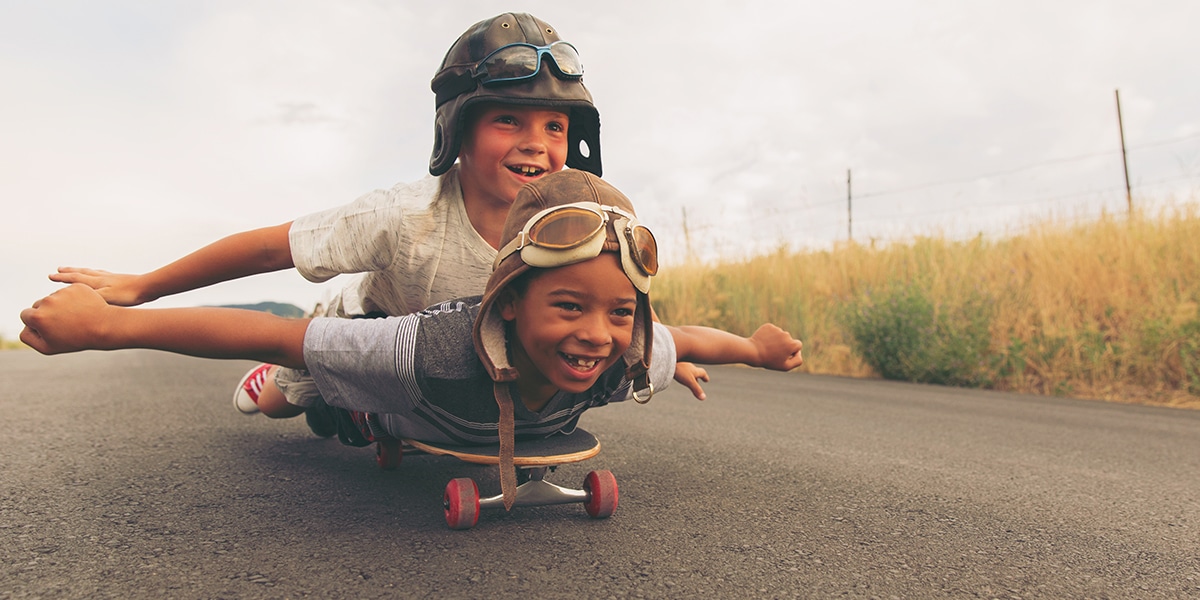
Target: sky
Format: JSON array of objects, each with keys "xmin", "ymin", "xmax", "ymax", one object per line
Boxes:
[{"xmin": 3, "ymin": 1, "xmax": 1199, "ymax": 341}]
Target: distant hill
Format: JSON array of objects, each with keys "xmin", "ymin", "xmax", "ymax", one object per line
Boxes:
[{"xmin": 216, "ymin": 301, "xmax": 307, "ymax": 318}]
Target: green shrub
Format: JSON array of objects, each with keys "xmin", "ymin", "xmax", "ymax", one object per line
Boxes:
[
  {"xmin": 1185, "ymin": 321, "xmax": 1200, "ymax": 395},
  {"xmin": 1139, "ymin": 316, "xmax": 1200, "ymax": 395},
  {"xmin": 840, "ymin": 281, "xmax": 994, "ymax": 387}
]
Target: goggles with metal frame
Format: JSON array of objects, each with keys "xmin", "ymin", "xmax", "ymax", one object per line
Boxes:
[{"xmin": 496, "ymin": 201, "xmax": 658, "ymax": 294}]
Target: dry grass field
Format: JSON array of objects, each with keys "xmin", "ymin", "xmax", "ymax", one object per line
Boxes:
[
  {"xmin": 653, "ymin": 205, "xmax": 1200, "ymax": 409},
  {"xmin": 7, "ymin": 206, "xmax": 1198, "ymax": 408}
]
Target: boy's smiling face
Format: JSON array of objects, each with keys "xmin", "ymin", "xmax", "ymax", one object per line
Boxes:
[
  {"xmin": 499, "ymin": 252, "xmax": 636, "ymax": 410},
  {"xmin": 458, "ymin": 103, "xmax": 570, "ymax": 212}
]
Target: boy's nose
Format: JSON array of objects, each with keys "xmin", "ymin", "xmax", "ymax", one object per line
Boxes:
[
  {"xmin": 517, "ymin": 131, "xmax": 549, "ymax": 154},
  {"xmin": 574, "ymin": 313, "xmax": 612, "ymax": 346}
]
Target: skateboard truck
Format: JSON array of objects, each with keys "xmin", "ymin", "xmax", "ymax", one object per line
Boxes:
[{"xmin": 479, "ymin": 466, "xmax": 584, "ymax": 510}]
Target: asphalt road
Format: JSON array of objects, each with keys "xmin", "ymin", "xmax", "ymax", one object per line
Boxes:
[{"xmin": 2, "ymin": 350, "xmax": 1198, "ymax": 599}]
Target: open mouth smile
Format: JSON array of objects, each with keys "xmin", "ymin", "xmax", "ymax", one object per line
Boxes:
[
  {"xmin": 508, "ymin": 165, "xmax": 546, "ymax": 177},
  {"xmin": 561, "ymin": 352, "xmax": 603, "ymax": 373}
]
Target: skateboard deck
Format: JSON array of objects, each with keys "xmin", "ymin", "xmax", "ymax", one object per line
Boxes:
[
  {"xmin": 374, "ymin": 428, "xmax": 617, "ymax": 529},
  {"xmin": 403, "ymin": 429, "xmax": 600, "ymax": 466}
]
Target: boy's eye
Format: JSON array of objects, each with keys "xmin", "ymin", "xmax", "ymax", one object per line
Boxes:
[
  {"xmin": 555, "ymin": 302, "xmax": 582, "ymax": 312},
  {"xmin": 611, "ymin": 308, "xmax": 634, "ymax": 319},
  {"xmin": 494, "ymin": 115, "xmax": 517, "ymax": 125},
  {"xmin": 547, "ymin": 121, "xmax": 565, "ymax": 133}
]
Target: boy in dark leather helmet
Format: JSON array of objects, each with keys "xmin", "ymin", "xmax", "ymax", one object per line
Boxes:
[{"xmin": 48, "ymin": 13, "xmax": 625, "ymax": 428}]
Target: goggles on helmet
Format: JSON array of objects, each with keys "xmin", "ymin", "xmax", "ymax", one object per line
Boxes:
[
  {"xmin": 474, "ymin": 41, "xmax": 584, "ymax": 87},
  {"xmin": 496, "ymin": 201, "xmax": 658, "ymax": 294}
]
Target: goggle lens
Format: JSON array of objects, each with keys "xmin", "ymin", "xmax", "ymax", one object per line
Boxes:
[
  {"xmin": 527, "ymin": 207, "xmax": 605, "ymax": 249},
  {"xmin": 549, "ymin": 43, "xmax": 583, "ymax": 76},
  {"xmin": 627, "ymin": 224, "xmax": 659, "ymax": 276},
  {"xmin": 478, "ymin": 42, "xmax": 584, "ymax": 85}
]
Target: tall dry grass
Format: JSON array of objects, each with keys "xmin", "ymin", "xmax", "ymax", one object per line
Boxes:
[{"xmin": 652, "ymin": 205, "xmax": 1200, "ymax": 407}]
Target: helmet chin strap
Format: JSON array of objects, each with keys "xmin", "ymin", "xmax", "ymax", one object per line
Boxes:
[{"xmin": 494, "ymin": 382, "xmax": 519, "ymax": 510}]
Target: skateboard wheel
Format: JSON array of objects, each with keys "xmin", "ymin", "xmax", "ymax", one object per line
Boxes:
[
  {"xmin": 583, "ymin": 470, "xmax": 618, "ymax": 519},
  {"xmin": 444, "ymin": 477, "xmax": 480, "ymax": 530},
  {"xmin": 376, "ymin": 439, "xmax": 402, "ymax": 471}
]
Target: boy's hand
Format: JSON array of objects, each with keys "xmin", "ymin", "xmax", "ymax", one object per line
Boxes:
[
  {"xmin": 20, "ymin": 284, "xmax": 115, "ymax": 354},
  {"xmin": 50, "ymin": 267, "xmax": 147, "ymax": 306},
  {"xmin": 750, "ymin": 323, "xmax": 804, "ymax": 371},
  {"xmin": 673, "ymin": 361, "xmax": 711, "ymax": 401}
]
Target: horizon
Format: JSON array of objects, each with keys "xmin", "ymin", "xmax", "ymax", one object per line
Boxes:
[{"xmin": 3, "ymin": 1, "xmax": 1198, "ymax": 340}]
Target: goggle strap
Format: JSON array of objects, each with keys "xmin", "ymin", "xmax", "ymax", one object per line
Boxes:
[
  {"xmin": 432, "ymin": 70, "xmax": 478, "ymax": 107},
  {"xmin": 494, "ymin": 234, "xmax": 527, "ymax": 270}
]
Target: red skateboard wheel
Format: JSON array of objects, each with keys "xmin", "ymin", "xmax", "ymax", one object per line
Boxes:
[
  {"xmin": 444, "ymin": 477, "xmax": 480, "ymax": 529},
  {"xmin": 583, "ymin": 470, "xmax": 618, "ymax": 518}
]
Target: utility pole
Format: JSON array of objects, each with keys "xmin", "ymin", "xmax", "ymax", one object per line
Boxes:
[
  {"xmin": 847, "ymin": 169, "xmax": 853, "ymax": 241},
  {"xmin": 1115, "ymin": 89, "xmax": 1132, "ymax": 214}
]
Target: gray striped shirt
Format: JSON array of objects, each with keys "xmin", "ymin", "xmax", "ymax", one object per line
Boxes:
[{"xmin": 303, "ymin": 298, "xmax": 677, "ymax": 444}]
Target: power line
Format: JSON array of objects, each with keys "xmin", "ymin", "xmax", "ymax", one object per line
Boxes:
[
  {"xmin": 670, "ymin": 133, "xmax": 1200, "ymax": 246},
  {"xmin": 750, "ymin": 135, "xmax": 1198, "ymax": 216},
  {"xmin": 812, "ymin": 173, "xmax": 1199, "ymax": 226},
  {"xmin": 1129, "ymin": 132, "xmax": 1200, "ymax": 151},
  {"xmin": 853, "ymin": 149, "xmax": 1119, "ymax": 200},
  {"xmin": 850, "ymin": 132, "xmax": 1200, "ymax": 202}
]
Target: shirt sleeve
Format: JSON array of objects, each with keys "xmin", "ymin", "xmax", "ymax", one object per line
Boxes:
[
  {"xmin": 288, "ymin": 188, "xmax": 406, "ymax": 283},
  {"xmin": 303, "ymin": 315, "xmax": 423, "ymax": 414},
  {"xmin": 646, "ymin": 321, "xmax": 677, "ymax": 394}
]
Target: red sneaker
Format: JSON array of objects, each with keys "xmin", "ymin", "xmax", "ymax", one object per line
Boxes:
[{"xmin": 232, "ymin": 364, "xmax": 272, "ymax": 415}]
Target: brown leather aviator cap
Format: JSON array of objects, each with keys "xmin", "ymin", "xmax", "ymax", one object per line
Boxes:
[
  {"xmin": 472, "ymin": 170, "xmax": 654, "ymax": 509},
  {"xmin": 473, "ymin": 169, "xmax": 653, "ymax": 387}
]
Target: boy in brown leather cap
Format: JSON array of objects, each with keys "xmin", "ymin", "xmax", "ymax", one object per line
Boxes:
[{"xmin": 22, "ymin": 170, "xmax": 804, "ymax": 506}]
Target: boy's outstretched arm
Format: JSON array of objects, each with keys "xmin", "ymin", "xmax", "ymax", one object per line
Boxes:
[
  {"xmin": 669, "ymin": 323, "xmax": 804, "ymax": 371},
  {"xmin": 50, "ymin": 222, "xmax": 294, "ymax": 306},
  {"xmin": 20, "ymin": 283, "xmax": 309, "ymax": 369}
]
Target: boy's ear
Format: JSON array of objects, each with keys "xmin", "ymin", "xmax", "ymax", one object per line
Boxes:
[{"xmin": 497, "ymin": 288, "xmax": 520, "ymax": 322}]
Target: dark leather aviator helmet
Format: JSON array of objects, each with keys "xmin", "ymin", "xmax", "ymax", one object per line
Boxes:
[{"xmin": 429, "ymin": 13, "xmax": 602, "ymax": 177}]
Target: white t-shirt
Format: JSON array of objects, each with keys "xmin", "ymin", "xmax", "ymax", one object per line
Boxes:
[{"xmin": 288, "ymin": 165, "xmax": 496, "ymax": 317}]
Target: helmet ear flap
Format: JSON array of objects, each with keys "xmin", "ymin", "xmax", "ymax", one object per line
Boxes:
[
  {"xmin": 430, "ymin": 115, "xmax": 450, "ymax": 172},
  {"xmin": 424, "ymin": 109, "xmax": 456, "ymax": 175},
  {"xmin": 566, "ymin": 108, "xmax": 602, "ymax": 177}
]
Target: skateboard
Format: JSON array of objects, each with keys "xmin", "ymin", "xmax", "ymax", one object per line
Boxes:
[{"xmin": 374, "ymin": 428, "xmax": 618, "ymax": 529}]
